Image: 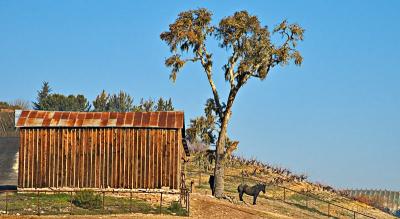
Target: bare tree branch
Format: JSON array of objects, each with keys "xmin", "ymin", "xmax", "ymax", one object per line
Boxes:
[{"xmin": 196, "ymin": 46, "xmax": 224, "ymax": 120}]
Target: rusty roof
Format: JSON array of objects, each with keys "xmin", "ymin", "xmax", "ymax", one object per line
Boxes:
[
  {"xmin": 16, "ymin": 110, "xmax": 184, "ymax": 129},
  {"xmin": 16, "ymin": 110, "xmax": 189, "ymax": 156}
]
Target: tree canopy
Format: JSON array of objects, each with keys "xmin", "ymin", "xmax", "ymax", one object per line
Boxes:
[
  {"xmin": 0, "ymin": 100, "xmax": 30, "ymax": 110},
  {"xmin": 161, "ymin": 8, "xmax": 304, "ymax": 197},
  {"xmin": 92, "ymin": 90, "xmax": 174, "ymax": 112},
  {"xmin": 33, "ymin": 82, "xmax": 90, "ymax": 112},
  {"xmin": 32, "ymin": 83, "xmax": 175, "ymax": 113}
]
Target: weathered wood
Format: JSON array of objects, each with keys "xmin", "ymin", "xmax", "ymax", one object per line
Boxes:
[
  {"xmin": 138, "ymin": 129, "xmax": 142, "ymax": 188},
  {"xmin": 18, "ymin": 129, "xmax": 23, "ymax": 187},
  {"xmin": 35, "ymin": 129, "xmax": 39, "ymax": 188},
  {"xmin": 19, "ymin": 127, "xmax": 183, "ymax": 190},
  {"xmin": 134, "ymin": 129, "xmax": 138, "ymax": 188}
]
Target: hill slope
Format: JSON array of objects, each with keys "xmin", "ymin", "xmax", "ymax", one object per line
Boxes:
[
  {"xmin": 345, "ymin": 189, "xmax": 400, "ymax": 213},
  {"xmin": 185, "ymin": 153, "xmax": 396, "ymax": 218}
]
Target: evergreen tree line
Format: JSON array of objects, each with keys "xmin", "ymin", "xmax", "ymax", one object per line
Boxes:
[{"xmin": 33, "ymin": 82, "xmax": 174, "ymax": 112}]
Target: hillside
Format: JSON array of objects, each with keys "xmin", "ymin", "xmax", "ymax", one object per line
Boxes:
[
  {"xmin": 0, "ymin": 146, "xmax": 396, "ymax": 218},
  {"xmin": 345, "ymin": 189, "xmax": 400, "ymax": 213},
  {"xmin": 184, "ymin": 153, "xmax": 397, "ymax": 218}
]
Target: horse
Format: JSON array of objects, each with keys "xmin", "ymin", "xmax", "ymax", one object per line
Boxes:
[{"xmin": 237, "ymin": 183, "xmax": 266, "ymax": 205}]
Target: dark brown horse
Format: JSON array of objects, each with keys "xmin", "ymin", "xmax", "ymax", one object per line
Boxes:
[{"xmin": 238, "ymin": 183, "xmax": 266, "ymax": 205}]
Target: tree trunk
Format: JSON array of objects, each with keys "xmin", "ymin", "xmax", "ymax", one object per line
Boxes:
[
  {"xmin": 213, "ymin": 87, "xmax": 237, "ymax": 198},
  {"xmin": 213, "ymin": 116, "xmax": 229, "ymax": 198}
]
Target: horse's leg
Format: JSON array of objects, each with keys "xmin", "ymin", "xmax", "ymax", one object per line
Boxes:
[
  {"xmin": 253, "ymin": 194, "xmax": 258, "ymax": 205},
  {"xmin": 239, "ymin": 191, "xmax": 243, "ymax": 201}
]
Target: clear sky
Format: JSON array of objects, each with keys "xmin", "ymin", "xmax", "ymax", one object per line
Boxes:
[{"xmin": 0, "ymin": 1, "xmax": 399, "ymax": 190}]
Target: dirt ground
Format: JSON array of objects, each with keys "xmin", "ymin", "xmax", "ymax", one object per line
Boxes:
[
  {"xmin": 0, "ymin": 192, "xmax": 332, "ymax": 219},
  {"xmin": 1, "ymin": 192, "xmax": 396, "ymax": 219}
]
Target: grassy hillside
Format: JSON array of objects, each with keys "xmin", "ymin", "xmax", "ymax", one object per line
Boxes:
[
  {"xmin": 344, "ymin": 189, "xmax": 400, "ymax": 214},
  {"xmin": 185, "ymin": 152, "xmax": 397, "ymax": 219}
]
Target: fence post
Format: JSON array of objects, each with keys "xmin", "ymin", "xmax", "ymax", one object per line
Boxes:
[
  {"xmin": 328, "ymin": 203, "xmax": 330, "ymax": 217},
  {"xmin": 187, "ymin": 190, "xmax": 190, "ymax": 217},
  {"xmin": 283, "ymin": 187, "xmax": 286, "ymax": 202},
  {"xmin": 159, "ymin": 192, "xmax": 163, "ymax": 214},
  {"xmin": 199, "ymin": 171, "xmax": 202, "ymax": 186},
  {"xmin": 5, "ymin": 192, "xmax": 8, "ymax": 214},
  {"xmin": 102, "ymin": 191, "xmax": 105, "ymax": 210},
  {"xmin": 186, "ymin": 190, "xmax": 188, "ymax": 210},
  {"xmin": 37, "ymin": 191, "xmax": 40, "ymax": 216},
  {"xmin": 353, "ymin": 211, "xmax": 356, "ymax": 219},
  {"xmin": 130, "ymin": 191, "xmax": 132, "ymax": 213},
  {"xmin": 70, "ymin": 191, "xmax": 73, "ymax": 215}
]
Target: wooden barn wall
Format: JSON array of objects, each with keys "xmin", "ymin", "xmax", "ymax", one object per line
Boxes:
[{"xmin": 18, "ymin": 128, "xmax": 182, "ymax": 190}]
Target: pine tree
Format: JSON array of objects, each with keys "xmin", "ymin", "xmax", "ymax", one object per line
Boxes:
[
  {"xmin": 107, "ymin": 91, "xmax": 134, "ymax": 112},
  {"xmin": 93, "ymin": 90, "xmax": 109, "ymax": 112},
  {"xmin": 33, "ymin": 81, "xmax": 51, "ymax": 110}
]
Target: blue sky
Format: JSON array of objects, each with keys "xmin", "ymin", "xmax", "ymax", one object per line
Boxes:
[{"xmin": 0, "ymin": 1, "xmax": 399, "ymax": 190}]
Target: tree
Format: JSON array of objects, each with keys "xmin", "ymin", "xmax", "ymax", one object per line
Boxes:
[
  {"xmin": 0, "ymin": 102, "xmax": 10, "ymax": 109},
  {"xmin": 9, "ymin": 99, "xmax": 30, "ymax": 110},
  {"xmin": 186, "ymin": 99, "xmax": 217, "ymax": 146},
  {"xmin": 161, "ymin": 9, "xmax": 304, "ymax": 197},
  {"xmin": 69, "ymin": 94, "xmax": 91, "ymax": 112},
  {"xmin": 92, "ymin": 90, "xmax": 175, "ymax": 112},
  {"xmin": 33, "ymin": 81, "xmax": 51, "ymax": 110},
  {"xmin": 134, "ymin": 97, "xmax": 175, "ymax": 112},
  {"xmin": 187, "ymin": 98, "xmax": 239, "ymax": 168},
  {"xmin": 0, "ymin": 100, "xmax": 30, "ymax": 110},
  {"xmin": 156, "ymin": 97, "xmax": 174, "ymax": 111},
  {"xmin": 33, "ymin": 82, "xmax": 91, "ymax": 111},
  {"xmin": 92, "ymin": 90, "xmax": 110, "ymax": 112},
  {"xmin": 92, "ymin": 90, "xmax": 134, "ymax": 112},
  {"xmin": 107, "ymin": 91, "xmax": 134, "ymax": 112}
]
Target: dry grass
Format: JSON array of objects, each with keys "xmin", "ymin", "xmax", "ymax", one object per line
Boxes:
[{"xmin": 185, "ymin": 153, "xmax": 396, "ymax": 219}]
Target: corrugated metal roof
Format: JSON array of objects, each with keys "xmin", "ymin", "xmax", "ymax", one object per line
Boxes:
[
  {"xmin": 15, "ymin": 110, "xmax": 190, "ymax": 156},
  {"xmin": 16, "ymin": 110, "xmax": 184, "ymax": 129}
]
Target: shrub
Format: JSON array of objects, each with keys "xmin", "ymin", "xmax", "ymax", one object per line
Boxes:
[
  {"xmin": 168, "ymin": 201, "xmax": 187, "ymax": 216},
  {"xmin": 72, "ymin": 190, "xmax": 102, "ymax": 209},
  {"xmin": 353, "ymin": 194, "xmax": 386, "ymax": 211}
]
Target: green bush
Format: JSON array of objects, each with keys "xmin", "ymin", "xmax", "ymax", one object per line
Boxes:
[
  {"xmin": 72, "ymin": 190, "xmax": 102, "ymax": 209},
  {"xmin": 168, "ymin": 201, "xmax": 187, "ymax": 216}
]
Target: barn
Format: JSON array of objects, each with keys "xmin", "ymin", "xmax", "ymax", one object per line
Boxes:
[{"xmin": 15, "ymin": 110, "xmax": 189, "ymax": 191}]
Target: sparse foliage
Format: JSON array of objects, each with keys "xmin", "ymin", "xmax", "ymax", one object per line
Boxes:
[
  {"xmin": 0, "ymin": 100, "xmax": 30, "ymax": 110},
  {"xmin": 161, "ymin": 9, "xmax": 304, "ymax": 197},
  {"xmin": 9, "ymin": 99, "xmax": 30, "ymax": 109}
]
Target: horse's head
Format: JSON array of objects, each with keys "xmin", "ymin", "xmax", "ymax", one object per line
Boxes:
[{"xmin": 260, "ymin": 183, "xmax": 266, "ymax": 193}]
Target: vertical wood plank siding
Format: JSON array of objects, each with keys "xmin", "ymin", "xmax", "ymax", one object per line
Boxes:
[{"xmin": 19, "ymin": 128, "xmax": 181, "ymax": 190}]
